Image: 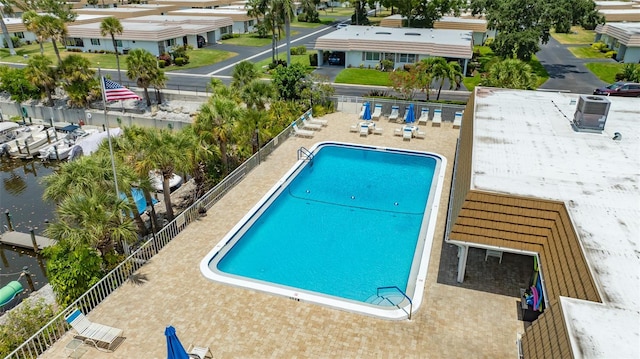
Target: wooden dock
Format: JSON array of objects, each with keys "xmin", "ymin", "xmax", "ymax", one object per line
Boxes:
[{"xmin": 0, "ymin": 231, "xmax": 53, "ymax": 251}]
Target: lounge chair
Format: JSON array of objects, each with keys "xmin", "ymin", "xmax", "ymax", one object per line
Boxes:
[
  {"xmin": 359, "ymin": 104, "xmax": 366, "ymax": 119},
  {"xmin": 65, "ymin": 309, "xmax": 123, "ymax": 352},
  {"xmin": 388, "ymin": 106, "xmax": 399, "ymax": 122},
  {"xmin": 432, "ymin": 109, "xmax": 442, "ymax": 127},
  {"xmin": 415, "ymin": 130, "xmax": 426, "ymax": 139},
  {"xmin": 418, "ymin": 108, "xmax": 429, "ymax": 125},
  {"xmin": 453, "ymin": 111, "xmax": 463, "ymax": 128},
  {"xmin": 360, "ymin": 123, "xmax": 369, "ymax": 136},
  {"xmin": 188, "ymin": 344, "xmax": 213, "ymax": 359},
  {"xmin": 301, "ymin": 118, "xmax": 322, "ymax": 130},
  {"xmin": 394, "ymin": 128, "xmax": 402, "ymax": 136},
  {"xmin": 403, "ymin": 127, "xmax": 412, "ymax": 140},
  {"xmin": 292, "ymin": 123, "xmax": 314, "ymax": 138},
  {"xmin": 307, "ymin": 114, "xmax": 328, "ymax": 126},
  {"xmin": 373, "ymin": 126, "xmax": 383, "ymax": 135},
  {"xmin": 349, "ymin": 123, "xmax": 359, "ymax": 132},
  {"xmin": 371, "ymin": 104, "xmax": 383, "ymax": 120}
]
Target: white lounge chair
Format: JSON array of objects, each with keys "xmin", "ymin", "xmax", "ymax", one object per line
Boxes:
[
  {"xmin": 359, "ymin": 104, "xmax": 366, "ymax": 119},
  {"xmin": 418, "ymin": 108, "xmax": 429, "ymax": 125},
  {"xmin": 453, "ymin": 111, "xmax": 463, "ymax": 128},
  {"xmin": 307, "ymin": 114, "xmax": 328, "ymax": 126},
  {"xmin": 301, "ymin": 118, "xmax": 322, "ymax": 130},
  {"xmin": 292, "ymin": 123, "xmax": 314, "ymax": 137},
  {"xmin": 394, "ymin": 128, "xmax": 402, "ymax": 136},
  {"xmin": 415, "ymin": 130, "xmax": 426, "ymax": 139},
  {"xmin": 388, "ymin": 106, "xmax": 399, "ymax": 122},
  {"xmin": 403, "ymin": 127, "xmax": 412, "ymax": 141},
  {"xmin": 372, "ymin": 104, "xmax": 383, "ymax": 120},
  {"xmin": 349, "ymin": 123, "xmax": 359, "ymax": 132},
  {"xmin": 360, "ymin": 123, "xmax": 369, "ymax": 136},
  {"xmin": 188, "ymin": 344, "xmax": 213, "ymax": 359},
  {"xmin": 373, "ymin": 126, "xmax": 383, "ymax": 135},
  {"xmin": 432, "ymin": 109, "xmax": 442, "ymax": 127},
  {"xmin": 65, "ymin": 309, "xmax": 123, "ymax": 352}
]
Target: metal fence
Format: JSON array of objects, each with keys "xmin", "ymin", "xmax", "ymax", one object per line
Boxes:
[
  {"xmin": 4, "ymin": 109, "xmax": 307, "ymax": 359},
  {"xmin": 332, "ymin": 95, "xmax": 466, "ymax": 123}
]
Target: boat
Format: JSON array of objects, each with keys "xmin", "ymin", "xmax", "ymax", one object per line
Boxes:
[
  {"xmin": 0, "ymin": 124, "xmax": 45, "ymax": 156},
  {"xmin": 0, "ymin": 122, "xmax": 20, "ymax": 144},
  {"xmin": 67, "ymin": 128, "xmax": 121, "ymax": 161},
  {"xmin": 0, "ymin": 281, "xmax": 23, "ymax": 307},
  {"xmin": 149, "ymin": 170, "xmax": 183, "ymax": 193},
  {"xmin": 37, "ymin": 127, "xmax": 100, "ymax": 161},
  {"xmin": 6, "ymin": 127, "xmax": 59, "ymax": 159}
]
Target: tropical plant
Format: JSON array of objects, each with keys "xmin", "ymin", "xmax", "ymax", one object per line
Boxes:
[
  {"xmin": 231, "ymin": 60, "xmax": 259, "ymax": 90},
  {"xmin": 100, "ymin": 17, "xmax": 124, "ymax": 83},
  {"xmin": 271, "ymin": 63, "xmax": 308, "ymax": 100},
  {"xmin": 389, "ymin": 67, "xmax": 420, "ymax": 100},
  {"xmin": 433, "ymin": 60, "xmax": 463, "ymax": 100},
  {"xmin": 0, "ymin": 66, "xmax": 41, "ymax": 103},
  {"xmin": 126, "ymin": 48, "xmax": 164, "ymax": 106},
  {"xmin": 22, "ymin": 11, "xmax": 47, "ymax": 55},
  {"xmin": 0, "ymin": 298, "xmax": 56, "ymax": 356},
  {"xmin": 39, "ymin": 14, "xmax": 67, "ymax": 64},
  {"xmin": 481, "ymin": 58, "xmax": 538, "ymax": 90},
  {"xmin": 24, "ymin": 55, "xmax": 57, "ymax": 106},
  {"xmin": 241, "ymin": 80, "xmax": 275, "ymax": 110},
  {"xmin": 58, "ymin": 55, "xmax": 100, "ymax": 107}
]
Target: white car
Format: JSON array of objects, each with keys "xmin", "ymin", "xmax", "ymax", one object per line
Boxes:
[{"xmin": 336, "ymin": 23, "xmax": 349, "ymax": 29}]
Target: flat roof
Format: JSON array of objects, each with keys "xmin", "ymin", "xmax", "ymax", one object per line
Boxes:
[
  {"xmin": 314, "ymin": 26, "xmax": 473, "ymax": 59},
  {"xmin": 471, "ymin": 88, "xmax": 640, "ymax": 358},
  {"xmin": 170, "ymin": 8, "xmax": 247, "ymax": 14},
  {"xmin": 437, "ymin": 16, "xmax": 486, "ymax": 24}
]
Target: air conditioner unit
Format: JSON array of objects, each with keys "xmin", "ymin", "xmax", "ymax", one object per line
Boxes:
[{"xmin": 573, "ymin": 95, "xmax": 610, "ymax": 133}]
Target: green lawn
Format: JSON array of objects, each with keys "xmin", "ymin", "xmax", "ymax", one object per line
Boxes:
[
  {"xmin": 462, "ymin": 73, "xmax": 482, "ymax": 91},
  {"xmin": 0, "ymin": 42, "xmax": 236, "ymax": 70},
  {"xmin": 567, "ymin": 46, "xmax": 610, "ymax": 59},
  {"xmin": 221, "ymin": 33, "xmax": 272, "ymax": 47},
  {"xmin": 334, "ymin": 68, "xmax": 391, "ymax": 86},
  {"xmin": 585, "ymin": 62, "xmax": 625, "ymax": 83},
  {"xmin": 291, "ymin": 18, "xmax": 333, "ymax": 28},
  {"xmin": 528, "ymin": 55, "xmax": 550, "ymax": 86},
  {"xmin": 551, "ymin": 26, "xmax": 596, "ymax": 45},
  {"xmin": 318, "ymin": 7, "xmax": 354, "ymax": 17}
]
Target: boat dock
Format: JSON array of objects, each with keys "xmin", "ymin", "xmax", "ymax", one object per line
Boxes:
[{"xmin": 0, "ymin": 231, "xmax": 53, "ymax": 251}]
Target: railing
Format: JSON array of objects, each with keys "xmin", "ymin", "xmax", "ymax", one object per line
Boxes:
[
  {"xmin": 297, "ymin": 147, "xmax": 314, "ymax": 162},
  {"xmin": 4, "ymin": 108, "xmax": 312, "ymax": 359},
  {"xmin": 376, "ymin": 286, "xmax": 413, "ymax": 320}
]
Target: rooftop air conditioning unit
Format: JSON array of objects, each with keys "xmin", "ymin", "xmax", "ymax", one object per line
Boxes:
[{"xmin": 573, "ymin": 95, "xmax": 610, "ymax": 133}]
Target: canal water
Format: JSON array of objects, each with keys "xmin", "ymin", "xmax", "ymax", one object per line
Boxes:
[{"xmin": 0, "ymin": 158, "xmax": 57, "ymax": 304}]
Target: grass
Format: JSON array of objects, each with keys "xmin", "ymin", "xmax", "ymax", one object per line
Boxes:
[
  {"xmin": 221, "ymin": 33, "xmax": 273, "ymax": 47},
  {"xmin": 551, "ymin": 26, "xmax": 596, "ymax": 45},
  {"xmin": 567, "ymin": 46, "xmax": 610, "ymax": 59},
  {"xmin": 0, "ymin": 42, "xmax": 236, "ymax": 70},
  {"xmin": 528, "ymin": 55, "xmax": 550, "ymax": 87},
  {"xmin": 334, "ymin": 68, "xmax": 391, "ymax": 86},
  {"xmin": 462, "ymin": 73, "xmax": 482, "ymax": 91},
  {"xmin": 253, "ymin": 52, "xmax": 314, "ymax": 78},
  {"xmin": 291, "ymin": 18, "xmax": 333, "ymax": 28},
  {"xmin": 585, "ymin": 62, "xmax": 625, "ymax": 83},
  {"xmin": 318, "ymin": 7, "xmax": 354, "ymax": 18}
]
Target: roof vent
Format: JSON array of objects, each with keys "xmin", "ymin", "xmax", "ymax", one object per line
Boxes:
[
  {"xmin": 375, "ymin": 31, "xmax": 391, "ymax": 35},
  {"xmin": 405, "ymin": 32, "xmax": 420, "ymax": 36},
  {"xmin": 572, "ymin": 95, "xmax": 610, "ymax": 133}
]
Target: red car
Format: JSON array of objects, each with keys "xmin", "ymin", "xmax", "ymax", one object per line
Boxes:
[{"xmin": 593, "ymin": 82, "xmax": 640, "ymax": 97}]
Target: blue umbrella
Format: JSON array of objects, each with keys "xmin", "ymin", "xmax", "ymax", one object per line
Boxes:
[
  {"xmin": 165, "ymin": 326, "xmax": 189, "ymax": 359},
  {"xmin": 362, "ymin": 102, "xmax": 372, "ymax": 121},
  {"xmin": 405, "ymin": 104, "xmax": 415, "ymax": 124}
]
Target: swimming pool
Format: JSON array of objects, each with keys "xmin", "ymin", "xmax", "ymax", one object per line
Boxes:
[{"xmin": 200, "ymin": 142, "xmax": 446, "ymax": 319}]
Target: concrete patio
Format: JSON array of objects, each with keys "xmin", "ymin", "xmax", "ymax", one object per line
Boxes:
[{"xmin": 42, "ymin": 111, "xmax": 528, "ymax": 359}]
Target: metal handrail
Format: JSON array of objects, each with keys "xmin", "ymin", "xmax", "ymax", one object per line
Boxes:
[
  {"xmin": 4, "ymin": 108, "xmax": 313, "ymax": 359},
  {"xmin": 297, "ymin": 146, "xmax": 314, "ymax": 162},
  {"xmin": 376, "ymin": 286, "xmax": 413, "ymax": 320}
]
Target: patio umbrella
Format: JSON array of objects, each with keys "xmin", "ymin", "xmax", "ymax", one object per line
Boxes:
[
  {"xmin": 405, "ymin": 104, "xmax": 415, "ymax": 124},
  {"xmin": 165, "ymin": 325, "xmax": 189, "ymax": 359},
  {"xmin": 362, "ymin": 102, "xmax": 372, "ymax": 121}
]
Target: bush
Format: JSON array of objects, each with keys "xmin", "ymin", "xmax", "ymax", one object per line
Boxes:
[
  {"xmin": 604, "ymin": 51, "xmax": 617, "ymax": 59},
  {"xmin": 381, "ymin": 59, "xmax": 394, "ymax": 71},
  {"xmin": 291, "ymin": 46, "xmax": 307, "ymax": 55},
  {"xmin": 174, "ymin": 57, "xmax": 186, "ymax": 66},
  {"xmin": 221, "ymin": 33, "xmax": 234, "ymax": 40},
  {"xmin": 0, "ymin": 299, "xmax": 56, "ymax": 357},
  {"xmin": 2, "ymin": 36, "xmax": 22, "ymax": 48},
  {"xmin": 158, "ymin": 53, "xmax": 171, "ymax": 65},
  {"xmin": 158, "ymin": 59, "xmax": 166, "ymax": 68},
  {"xmin": 309, "ymin": 53, "xmax": 318, "ymax": 67},
  {"xmin": 268, "ymin": 59, "xmax": 287, "ymax": 70},
  {"xmin": 169, "ymin": 46, "xmax": 189, "ymax": 63},
  {"xmin": 365, "ymin": 89, "xmax": 389, "ymax": 97},
  {"xmin": 483, "ymin": 37, "xmax": 494, "ymax": 46},
  {"xmin": 591, "ymin": 41, "xmax": 608, "ymax": 52},
  {"xmin": 298, "ymin": 13, "xmax": 307, "ymax": 22}
]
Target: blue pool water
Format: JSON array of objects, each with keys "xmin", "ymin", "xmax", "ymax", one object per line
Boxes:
[{"xmin": 209, "ymin": 144, "xmax": 441, "ymax": 307}]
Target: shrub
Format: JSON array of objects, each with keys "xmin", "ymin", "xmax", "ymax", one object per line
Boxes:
[
  {"xmin": 221, "ymin": 33, "xmax": 234, "ymax": 40},
  {"xmin": 291, "ymin": 46, "xmax": 307, "ymax": 55},
  {"xmin": 615, "ymin": 72, "xmax": 626, "ymax": 81},
  {"xmin": 604, "ymin": 51, "xmax": 617, "ymax": 59},
  {"xmin": 483, "ymin": 37, "xmax": 494, "ymax": 46},
  {"xmin": 309, "ymin": 53, "xmax": 318, "ymax": 66},
  {"xmin": 0, "ymin": 299, "xmax": 56, "ymax": 356},
  {"xmin": 158, "ymin": 59, "xmax": 166, "ymax": 68},
  {"xmin": 359, "ymin": 63, "xmax": 365, "ymax": 69},
  {"xmin": 365, "ymin": 89, "xmax": 388, "ymax": 97},
  {"xmin": 2, "ymin": 36, "xmax": 22, "ymax": 48},
  {"xmin": 591, "ymin": 41, "xmax": 608, "ymax": 52},
  {"xmin": 381, "ymin": 59, "xmax": 394, "ymax": 71},
  {"xmin": 174, "ymin": 57, "xmax": 186, "ymax": 66},
  {"xmin": 298, "ymin": 13, "xmax": 307, "ymax": 22},
  {"xmin": 170, "ymin": 46, "xmax": 189, "ymax": 63},
  {"xmin": 158, "ymin": 53, "xmax": 171, "ymax": 65}
]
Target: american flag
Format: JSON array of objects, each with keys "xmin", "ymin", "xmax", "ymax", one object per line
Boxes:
[{"xmin": 102, "ymin": 77, "xmax": 141, "ymax": 102}]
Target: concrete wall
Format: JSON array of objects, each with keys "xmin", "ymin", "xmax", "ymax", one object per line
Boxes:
[
  {"xmin": 622, "ymin": 46, "xmax": 640, "ymax": 63},
  {"xmin": 67, "ymin": 38, "xmax": 161, "ymax": 55}
]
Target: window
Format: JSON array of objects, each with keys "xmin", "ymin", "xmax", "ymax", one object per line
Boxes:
[
  {"xmin": 165, "ymin": 39, "xmax": 175, "ymax": 47},
  {"xmin": 398, "ymin": 53, "xmax": 416, "ymax": 63},
  {"xmin": 91, "ymin": 38, "xmax": 100, "ymax": 46},
  {"xmin": 364, "ymin": 52, "xmax": 380, "ymax": 61},
  {"xmin": 248, "ymin": 20, "xmax": 254, "ymax": 26},
  {"xmin": 221, "ymin": 26, "xmax": 228, "ymax": 34},
  {"xmin": 66, "ymin": 38, "xmax": 84, "ymax": 47},
  {"xmin": 115, "ymin": 40, "xmax": 122, "ymax": 47},
  {"xmin": 13, "ymin": 32, "xmax": 24, "ymax": 39}
]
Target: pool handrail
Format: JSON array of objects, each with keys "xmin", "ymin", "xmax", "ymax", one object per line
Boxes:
[{"xmin": 377, "ymin": 286, "xmax": 413, "ymax": 320}]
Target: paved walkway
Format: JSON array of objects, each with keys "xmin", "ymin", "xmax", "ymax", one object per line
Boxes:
[{"xmin": 42, "ymin": 111, "xmax": 527, "ymax": 359}]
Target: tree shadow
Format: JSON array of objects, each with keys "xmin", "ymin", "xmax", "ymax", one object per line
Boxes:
[{"xmin": 541, "ymin": 64, "xmax": 586, "ymax": 79}]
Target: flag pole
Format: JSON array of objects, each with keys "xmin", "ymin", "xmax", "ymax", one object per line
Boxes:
[{"xmin": 99, "ymin": 65, "xmax": 120, "ymax": 198}]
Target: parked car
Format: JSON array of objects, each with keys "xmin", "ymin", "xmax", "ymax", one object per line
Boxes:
[
  {"xmin": 197, "ymin": 35, "xmax": 206, "ymax": 48},
  {"xmin": 327, "ymin": 52, "xmax": 344, "ymax": 65},
  {"xmin": 336, "ymin": 23, "xmax": 349, "ymax": 29},
  {"xmin": 593, "ymin": 82, "xmax": 640, "ymax": 97}
]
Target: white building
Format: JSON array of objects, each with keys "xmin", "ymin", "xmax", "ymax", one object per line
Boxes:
[
  {"xmin": 594, "ymin": 22, "xmax": 640, "ymax": 63},
  {"xmin": 313, "ymin": 26, "xmax": 473, "ymax": 73},
  {"xmin": 168, "ymin": 8, "xmax": 258, "ymax": 34}
]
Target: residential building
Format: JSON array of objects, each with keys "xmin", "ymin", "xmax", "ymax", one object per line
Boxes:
[
  {"xmin": 594, "ymin": 22, "xmax": 640, "ymax": 63},
  {"xmin": 169, "ymin": 8, "xmax": 259, "ymax": 34},
  {"xmin": 449, "ymin": 87, "xmax": 639, "ymax": 358},
  {"xmin": 313, "ymin": 25, "xmax": 473, "ymax": 73}
]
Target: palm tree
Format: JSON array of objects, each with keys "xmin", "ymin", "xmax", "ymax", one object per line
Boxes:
[
  {"xmin": 39, "ymin": 14, "xmax": 66, "ymax": 64},
  {"xmin": 24, "ymin": 55, "xmax": 56, "ymax": 106},
  {"xmin": 271, "ymin": 0, "xmax": 294, "ymax": 64},
  {"xmin": 194, "ymin": 95, "xmax": 243, "ymax": 176},
  {"xmin": 241, "ymin": 80, "xmax": 274, "ymax": 111},
  {"xmin": 434, "ymin": 61, "xmax": 463, "ymax": 100},
  {"xmin": 231, "ymin": 61, "xmax": 259, "ymax": 90},
  {"xmin": 416, "ymin": 57, "xmax": 444, "ymax": 101},
  {"xmin": 150, "ymin": 69, "xmax": 167, "ymax": 105},
  {"xmin": 127, "ymin": 48, "xmax": 163, "ymax": 106},
  {"xmin": 58, "ymin": 55, "xmax": 100, "ymax": 107},
  {"xmin": 180, "ymin": 126, "xmax": 220, "ymax": 199},
  {"xmin": 482, "ymin": 59, "xmax": 538, "ymax": 90},
  {"xmin": 100, "ymin": 17, "xmax": 124, "ymax": 83},
  {"xmin": 22, "ymin": 11, "xmax": 46, "ymax": 55}
]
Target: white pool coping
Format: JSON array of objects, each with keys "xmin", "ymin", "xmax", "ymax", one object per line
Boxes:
[{"xmin": 200, "ymin": 141, "xmax": 447, "ymax": 320}]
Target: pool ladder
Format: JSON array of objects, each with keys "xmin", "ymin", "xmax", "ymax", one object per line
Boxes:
[
  {"xmin": 374, "ymin": 286, "xmax": 413, "ymax": 320},
  {"xmin": 297, "ymin": 147, "xmax": 314, "ymax": 162}
]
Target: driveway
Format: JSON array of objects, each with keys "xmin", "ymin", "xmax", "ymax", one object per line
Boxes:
[{"xmin": 536, "ymin": 37, "xmax": 611, "ymax": 94}]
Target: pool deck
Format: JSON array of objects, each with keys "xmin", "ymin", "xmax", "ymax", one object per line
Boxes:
[{"xmin": 42, "ymin": 113, "xmax": 526, "ymax": 358}]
